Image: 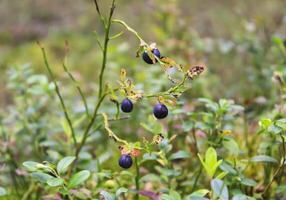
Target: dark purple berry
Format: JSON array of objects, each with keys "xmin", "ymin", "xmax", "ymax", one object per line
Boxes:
[
  {"xmin": 121, "ymin": 98, "xmax": 133, "ymax": 113},
  {"xmin": 118, "ymin": 154, "xmax": 133, "ymax": 169},
  {"xmin": 142, "ymin": 48, "xmax": 161, "ymax": 64},
  {"xmin": 153, "ymin": 103, "xmax": 168, "ymax": 119}
]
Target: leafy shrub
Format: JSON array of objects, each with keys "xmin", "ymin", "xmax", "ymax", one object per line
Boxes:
[{"xmin": 0, "ymin": 1, "xmax": 286, "ymax": 200}]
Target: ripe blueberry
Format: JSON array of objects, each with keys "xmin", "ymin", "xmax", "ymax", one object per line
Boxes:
[
  {"xmin": 142, "ymin": 48, "xmax": 161, "ymax": 64},
  {"xmin": 153, "ymin": 103, "xmax": 168, "ymax": 119},
  {"xmin": 118, "ymin": 154, "xmax": 133, "ymax": 169},
  {"xmin": 121, "ymin": 98, "xmax": 133, "ymax": 113}
]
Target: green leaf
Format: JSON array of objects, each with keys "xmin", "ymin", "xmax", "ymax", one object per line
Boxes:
[
  {"xmin": 0, "ymin": 187, "xmax": 7, "ymax": 196},
  {"xmin": 61, "ymin": 118, "xmax": 71, "ymax": 138},
  {"xmin": 268, "ymin": 125, "xmax": 282, "ymax": 134},
  {"xmin": 211, "ymin": 179, "xmax": 229, "ymax": 200},
  {"xmin": 68, "ymin": 170, "xmax": 90, "ymax": 188},
  {"xmin": 205, "ymin": 147, "xmax": 217, "ymax": 168},
  {"xmin": 272, "ymin": 36, "xmax": 283, "ymax": 45},
  {"xmin": 251, "ymin": 155, "xmax": 278, "ymax": 163},
  {"xmin": 162, "ymin": 190, "xmax": 181, "ymax": 200},
  {"xmin": 140, "ymin": 174, "xmax": 161, "ymax": 182},
  {"xmin": 57, "ymin": 156, "xmax": 76, "ymax": 175},
  {"xmin": 198, "ymin": 147, "xmax": 222, "ymax": 178},
  {"xmin": 189, "ymin": 189, "xmax": 209, "ymax": 197},
  {"xmin": 240, "ymin": 177, "xmax": 257, "ymax": 187},
  {"xmin": 115, "ymin": 187, "xmax": 128, "ymax": 199},
  {"xmin": 169, "ymin": 150, "xmax": 190, "ymax": 160},
  {"xmin": 142, "ymin": 153, "xmax": 157, "ymax": 161},
  {"xmin": 223, "ymin": 138, "xmax": 239, "ymax": 156},
  {"xmin": 233, "ymin": 194, "xmax": 248, "ymax": 200},
  {"xmin": 170, "ymin": 190, "xmax": 181, "ymax": 200},
  {"xmin": 275, "ymin": 119, "xmax": 286, "ymax": 130},
  {"xmin": 216, "ymin": 171, "xmax": 228, "ymax": 179},
  {"xmin": 259, "ymin": 118, "xmax": 272, "ymax": 130},
  {"xmin": 23, "ymin": 161, "xmax": 40, "ymax": 171},
  {"xmin": 47, "ymin": 177, "xmax": 64, "ymax": 187},
  {"xmin": 100, "ymin": 190, "xmax": 114, "ymax": 200},
  {"xmin": 31, "ymin": 172, "xmax": 54, "ymax": 183},
  {"xmin": 219, "ymin": 161, "xmax": 237, "ymax": 175}
]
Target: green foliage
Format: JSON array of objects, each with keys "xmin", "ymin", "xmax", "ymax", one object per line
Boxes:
[
  {"xmin": 0, "ymin": 0, "xmax": 286, "ymax": 199},
  {"xmin": 198, "ymin": 147, "xmax": 223, "ymax": 178}
]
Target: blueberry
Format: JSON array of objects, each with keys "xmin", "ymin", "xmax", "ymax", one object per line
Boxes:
[
  {"xmin": 153, "ymin": 103, "xmax": 168, "ymax": 119},
  {"xmin": 142, "ymin": 48, "xmax": 161, "ymax": 64},
  {"xmin": 121, "ymin": 98, "xmax": 133, "ymax": 113},
  {"xmin": 118, "ymin": 154, "xmax": 133, "ymax": 169}
]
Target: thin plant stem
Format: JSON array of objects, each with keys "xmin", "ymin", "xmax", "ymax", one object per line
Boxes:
[
  {"xmin": 101, "ymin": 112, "xmax": 128, "ymax": 145},
  {"xmin": 112, "ymin": 19, "xmax": 146, "ymax": 45},
  {"xmin": 38, "ymin": 42, "xmax": 77, "ymax": 146},
  {"xmin": 62, "ymin": 59, "xmax": 90, "ymax": 118},
  {"xmin": 74, "ymin": 93, "xmax": 107, "ymax": 159},
  {"xmin": 145, "ymin": 75, "xmax": 187, "ymax": 98},
  {"xmin": 98, "ymin": 0, "xmax": 116, "ymax": 98},
  {"xmin": 135, "ymin": 157, "xmax": 140, "ymax": 200},
  {"xmin": 69, "ymin": 0, "xmax": 116, "ymax": 174},
  {"xmin": 262, "ymin": 133, "xmax": 286, "ymax": 197}
]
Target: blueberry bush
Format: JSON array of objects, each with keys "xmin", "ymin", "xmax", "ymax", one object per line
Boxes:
[{"xmin": 0, "ymin": 0, "xmax": 286, "ymax": 200}]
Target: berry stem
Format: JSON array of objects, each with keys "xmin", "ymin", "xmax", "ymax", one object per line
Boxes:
[
  {"xmin": 101, "ymin": 112, "xmax": 128, "ymax": 145},
  {"xmin": 112, "ymin": 19, "xmax": 147, "ymax": 46},
  {"xmin": 145, "ymin": 75, "xmax": 187, "ymax": 98}
]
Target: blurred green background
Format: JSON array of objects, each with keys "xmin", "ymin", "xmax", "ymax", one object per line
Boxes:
[{"xmin": 1, "ymin": 0, "xmax": 285, "ymax": 108}]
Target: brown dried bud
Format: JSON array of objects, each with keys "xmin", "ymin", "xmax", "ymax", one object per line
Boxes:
[{"xmin": 187, "ymin": 64, "xmax": 206, "ymax": 79}]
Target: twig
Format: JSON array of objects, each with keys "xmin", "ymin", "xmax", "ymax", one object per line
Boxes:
[
  {"xmin": 70, "ymin": 0, "xmax": 116, "ymax": 174},
  {"xmin": 98, "ymin": 0, "xmax": 116, "ymax": 98},
  {"xmin": 62, "ymin": 58, "xmax": 90, "ymax": 118},
  {"xmin": 38, "ymin": 42, "xmax": 77, "ymax": 146},
  {"xmin": 145, "ymin": 75, "xmax": 187, "ymax": 98},
  {"xmin": 93, "ymin": 0, "xmax": 105, "ymax": 26},
  {"xmin": 262, "ymin": 133, "xmax": 286, "ymax": 197},
  {"xmin": 74, "ymin": 92, "xmax": 107, "ymax": 159},
  {"xmin": 112, "ymin": 19, "xmax": 146, "ymax": 45},
  {"xmin": 101, "ymin": 112, "xmax": 128, "ymax": 144},
  {"xmin": 135, "ymin": 157, "xmax": 140, "ymax": 200}
]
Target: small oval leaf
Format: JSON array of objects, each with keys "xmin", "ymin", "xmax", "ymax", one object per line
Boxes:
[
  {"xmin": 68, "ymin": 170, "xmax": 90, "ymax": 188},
  {"xmin": 251, "ymin": 155, "xmax": 278, "ymax": 163},
  {"xmin": 169, "ymin": 150, "xmax": 190, "ymax": 160},
  {"xmin": 57, "ymin": 156, "xmax": 76, "ymax": 175},
  {"xmin": 23, "ymin": 161, "xmax": 40, "ymax": 171},
  {"xmin": 47, "ymin": 178, "xmax": 64, "ymax": 187}
]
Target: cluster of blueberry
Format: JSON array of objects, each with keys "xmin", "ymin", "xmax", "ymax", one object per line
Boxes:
[
  {"xmin": 121, "ymin": 98, "xmax": 168, "ymax": 120},
  {"xmin": 121, "ymin": 48, "xmax": 168, "ymax": 119},
  {"xmin": 118, "ymin": 48, "xmax": 170, "ymax": 169}
]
